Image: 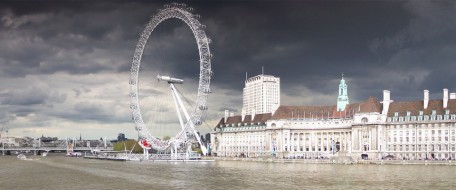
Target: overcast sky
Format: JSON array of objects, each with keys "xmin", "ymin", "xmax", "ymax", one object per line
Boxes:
[{"xmin": 1, "ymin": 0, "xmax": 455, "ymax": 140}]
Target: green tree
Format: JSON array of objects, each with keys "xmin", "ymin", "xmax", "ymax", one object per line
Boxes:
[
  {"xmin": 113, "ymin": 139, "xmax": 143, "ymax": 153},
  {"xmin": 193, "ymin": 147, "xmax": 203, "ymax": 154},
  {"xmin": 163, "ymin": 135, "xmax": 171, "ymax": 141}
]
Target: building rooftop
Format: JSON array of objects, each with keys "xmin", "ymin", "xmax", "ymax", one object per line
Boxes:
[
  {"xmin": 387, "ymin": 99, "xmax": 456, "ymax": 117},
  {"xmin": 215, "ymin": 113, "xmax": 272, "ymax": 128},
  {"xmin": 271, "ymin": 96, "xmax": 382, "ymax": 120}
]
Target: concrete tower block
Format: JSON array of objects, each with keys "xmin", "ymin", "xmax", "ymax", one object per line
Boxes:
[{"xmin": 424, "ymin": 90, "xmax": 429, "ymax": 109}]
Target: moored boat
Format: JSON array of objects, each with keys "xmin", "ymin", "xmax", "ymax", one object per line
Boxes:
[
  {"xmin": 17, "ymin": 154, "xmax": 27, "ymax": 160},
  {"xmin": 65, "ymin": 152, "xmax": 82, "ymax": 157}
]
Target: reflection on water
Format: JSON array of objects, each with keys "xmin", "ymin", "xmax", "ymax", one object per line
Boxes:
[{"xmin": 0, "ymin": 155, "xmax": 454, "ymax": 189}]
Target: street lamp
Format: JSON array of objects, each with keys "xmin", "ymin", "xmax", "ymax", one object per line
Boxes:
[
  {"xmin": 426, "ymin": 137, "xmax": 429, "ymax": 160},
  {"xmin": 258, "ymin": 140, "xmax": 262, "ymax": 158},
  {"xmin": 415, "ymin": 124, "xmax": 418, "ymax": 160}
]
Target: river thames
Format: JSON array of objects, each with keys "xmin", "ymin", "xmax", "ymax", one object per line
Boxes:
[{"xmin": 1, "ymin": 155, "xmax": 455, "ymax": 190}]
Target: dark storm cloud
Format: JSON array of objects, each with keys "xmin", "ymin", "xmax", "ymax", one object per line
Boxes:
[
  {"xmin": 197, "ymin": 1, "xmax": 412, "ymax": 90},
  {"xmin": 362, "ymin": 1, "xmax": 456, "ymax": 101},
  {"xmin": 1, "ymin": 0, "xmax": 455, "ymax": 138},
  {"xmin": 0, "ymin": 1, "xmax": 159, "ymax": 77},
  {"xmin": 1, "ymin": 1, "xmax": 454, "ymax": 98},
  {"xmin": 48, "ymin": 101, "xmax": 128, "ymax": 123},
  {"xmin": 0, "ymin": 87, "xmax": 66, "ymax": 106}
]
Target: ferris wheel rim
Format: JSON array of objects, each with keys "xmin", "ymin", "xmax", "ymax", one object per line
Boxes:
[{"xmin": 129, "ymin": 4, "xmax": 212, "ymax": 151}]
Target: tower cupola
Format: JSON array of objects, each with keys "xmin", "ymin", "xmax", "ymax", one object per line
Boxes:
[{"xmin": 337, "ymin": 73, "xmax": 349, "ymax": 111}]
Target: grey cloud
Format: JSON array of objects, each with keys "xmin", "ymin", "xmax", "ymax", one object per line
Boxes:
[
  {"xmin": 57, "ymin": 101, "xmax": 128, "ymax": 123},
  {"xmin": 1, "ymin": 1, "xmax": 455, "ymax": 138},
  {"xmin": 1, "ymin": 87, "xmax": 48, "ymax": 105}
]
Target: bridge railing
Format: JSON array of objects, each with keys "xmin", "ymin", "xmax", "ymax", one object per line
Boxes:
[{"xmin": 2, "ymin": 146, "xmax": 113, "ymax": 151}]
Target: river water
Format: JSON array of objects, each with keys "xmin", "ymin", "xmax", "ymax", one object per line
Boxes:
[{"xmin": 0, "ymin": 154, "xmax": 455, "ymax": 190}]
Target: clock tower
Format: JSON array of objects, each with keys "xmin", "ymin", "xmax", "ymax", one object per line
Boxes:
[{"xmin": 337, "ymin": 74, "xmax": 349, "ymax": 111}]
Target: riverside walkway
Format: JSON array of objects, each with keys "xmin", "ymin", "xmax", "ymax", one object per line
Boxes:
[{"xmin": 210, "ymin": 156, "xmax": 456, "ymax": 165}]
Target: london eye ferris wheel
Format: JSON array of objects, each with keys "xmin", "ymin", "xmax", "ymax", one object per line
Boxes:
[{"xmin": 129, "ymin": 3, "xmax": 212, "ymax": 155}]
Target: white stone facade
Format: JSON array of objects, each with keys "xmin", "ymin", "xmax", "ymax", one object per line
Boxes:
[{"xmin": 212, "ymin": 88, "xmax": 456, "ymax": 160}]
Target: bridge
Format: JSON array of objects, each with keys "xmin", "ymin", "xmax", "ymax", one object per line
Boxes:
[
  {"xmin": 2, "ymin": 146, "xmax": 113, "ymax": 155},
  {"xmin": 1, "ymin": 137, "xmax": 113, "ymax": 155}
]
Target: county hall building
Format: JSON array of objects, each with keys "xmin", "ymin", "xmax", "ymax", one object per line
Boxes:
[{"xmin": 211, "ymin": 74, "xmax": 456, "ymax": 160}]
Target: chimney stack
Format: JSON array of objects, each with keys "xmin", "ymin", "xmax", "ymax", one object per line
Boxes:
[
  {"xmin": 450, "ymin": 93, "xmax": 456, "ymax": 100},
  {"xmin": 443, "ymin": 88, "xmax": 449, "ymax": 108},
  {"xmin": 381, "ymin": 90, "xmax": 393, "ymax": 115},
  {"xmin": 424, "ymin": 90, "xmax": 429, "ymax": 109},
  {"xmin": 241, "ymin": 108, "xmax": 246, "ymax": 121},
  {"xmin": 224, "ymin": 110, "xmax": 229, "ymax": 123}
]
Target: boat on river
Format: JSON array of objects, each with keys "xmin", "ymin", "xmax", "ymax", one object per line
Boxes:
[
  {"xmin": 65, "ymin": 152, "xmax": 82, "ymax": 157},
  {"xmin": 17, "ymin": 154, "xmax": 27, "ymax": 160},
  {"xmin": 84, "ymin": 151, "xmax": 128, "ymax": 161}
]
